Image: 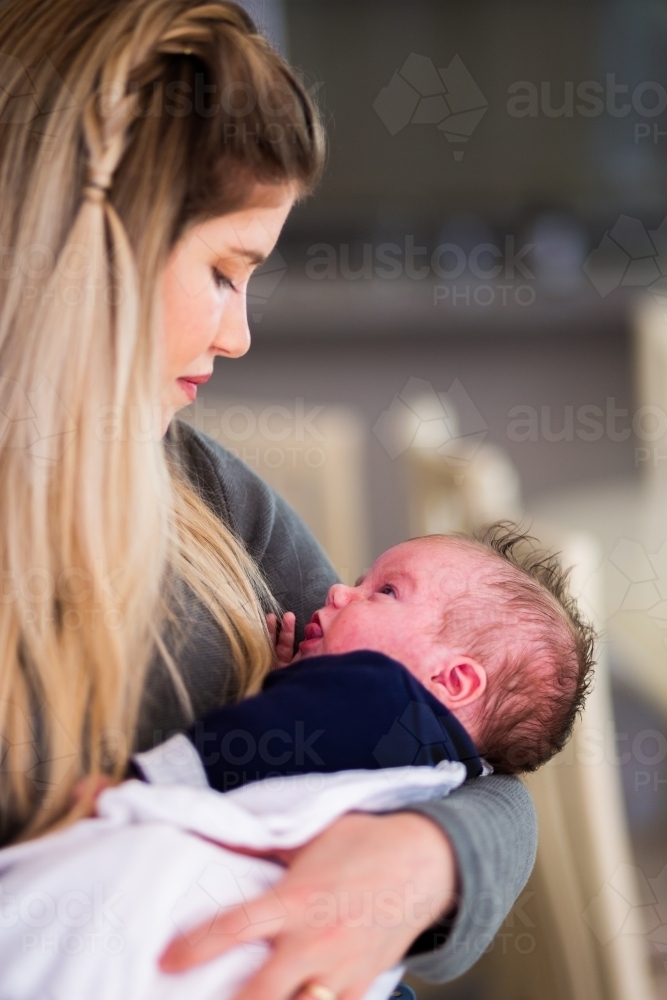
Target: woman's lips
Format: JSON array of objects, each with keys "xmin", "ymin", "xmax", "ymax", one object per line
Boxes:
[{"xmin": 177, "ymin": 374, "xmax": 211, "ymax": 402}]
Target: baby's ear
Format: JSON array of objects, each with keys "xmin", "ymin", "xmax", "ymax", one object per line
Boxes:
[{"xmin": 434, "ymin": 654, "xmax": 487, "ymax": 708}]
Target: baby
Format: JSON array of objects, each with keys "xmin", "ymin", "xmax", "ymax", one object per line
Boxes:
[{"xmin": 175, "ymin": 523, "xmax": 595, "ymax": 790}]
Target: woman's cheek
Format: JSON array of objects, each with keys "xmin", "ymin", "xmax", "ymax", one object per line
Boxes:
[{"xmin": 185, "ymin": 289, "xmax": 223, "ymax": 358}]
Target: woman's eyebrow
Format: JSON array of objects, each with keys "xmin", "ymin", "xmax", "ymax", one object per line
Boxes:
[{"xmin": 226, "ymin": 247, "xmax": 268, "ymax": 266}]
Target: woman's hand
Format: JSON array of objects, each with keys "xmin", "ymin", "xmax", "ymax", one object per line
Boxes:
[
  {"xmin": 159, "ymin": 810, "xmax": 457, "ymax": 1000},
  {"xmin": 267, "ymin": 611, "xmax": 299, "ymax": 668}
]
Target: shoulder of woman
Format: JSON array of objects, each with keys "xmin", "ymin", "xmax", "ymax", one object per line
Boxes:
[
  {"xmin": 166, "ymin": 418, "xmax": 279, "ymax": 547},
  {"xmin": 167, "ymin": 419, "xmax": 339, "ymax": 612}
]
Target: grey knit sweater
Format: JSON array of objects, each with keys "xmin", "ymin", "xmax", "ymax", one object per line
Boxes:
[{"xmin": 138, "ymin": 418, "xmax": 537, "ymax": 983}]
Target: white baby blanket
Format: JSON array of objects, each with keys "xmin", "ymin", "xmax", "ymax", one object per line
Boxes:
[{"xmin": 0, "ymin": 760, "xmax": 466, "ymax": 1000}]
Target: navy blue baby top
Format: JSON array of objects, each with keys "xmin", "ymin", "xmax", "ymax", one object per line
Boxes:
[{"xmin": 187, "ymin": 650, "xmax": 482, "ymax": 792}]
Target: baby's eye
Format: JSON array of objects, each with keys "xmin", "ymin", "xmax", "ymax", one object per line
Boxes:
[
  {"xmin": 378, "ymin": 584, "xmax": 395, "ymax": 596},
  {"xmin": 212, "ymin": 266, "xmax": 236, "ymax": 292}
]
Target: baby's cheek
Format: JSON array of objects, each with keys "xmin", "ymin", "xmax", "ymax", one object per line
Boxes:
[{"xmin": 322, "ymin": 619, "xmax": 362, "ymax": 655}]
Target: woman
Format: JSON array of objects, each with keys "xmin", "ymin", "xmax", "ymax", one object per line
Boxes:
[{"xmin": 0, "ymin": 1, "xmax": 537, "ymax": 997}]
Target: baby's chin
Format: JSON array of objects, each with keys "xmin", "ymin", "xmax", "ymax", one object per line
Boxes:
[
  {"xmin": 297, "ymin": 636, "xmax": 352, "ymax": 659},
  {"xmin": 297, "ymin": 636, "xmax": 325, "ymax": 658}
]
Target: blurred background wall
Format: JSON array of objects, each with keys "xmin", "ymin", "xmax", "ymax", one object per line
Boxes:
[{"xmin": 183, "ymin": 2, "xmax": 667, "ymax": 996}]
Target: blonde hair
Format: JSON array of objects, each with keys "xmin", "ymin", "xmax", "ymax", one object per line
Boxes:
[{"xmin": 0, "ymin": 0, "xmax": 324, "ymax": 844}]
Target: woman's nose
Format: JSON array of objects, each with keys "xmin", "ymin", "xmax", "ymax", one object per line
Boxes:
[
  {"xmin": 326, "ymin": 583, "xmax": 357, "ymax": 608},
  {"xmin": 213, "ymin": 292, "xmax": 251, "ymax": 359}
]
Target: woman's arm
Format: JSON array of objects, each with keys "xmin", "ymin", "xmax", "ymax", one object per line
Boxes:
[
  {"xmin": 405, "ymin": 774, "xmax": 537, "ymax": 980},
  {"xmin": 158, "ymin": 775, "xmax": 536, "ymax": 990},
  {"xmin": 161, "ymin": 811, "xmax": 459, "ymax": 1000}
]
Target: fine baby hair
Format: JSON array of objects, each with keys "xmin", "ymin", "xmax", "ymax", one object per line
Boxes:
[{"xmin": 434, "ymin": 521, "xmax": 596, "ymax": 775}]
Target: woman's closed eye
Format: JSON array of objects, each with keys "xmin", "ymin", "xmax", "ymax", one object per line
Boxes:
[{"xmin": 212, "ymin": 266, "xmax": 236, "ymax": 292}]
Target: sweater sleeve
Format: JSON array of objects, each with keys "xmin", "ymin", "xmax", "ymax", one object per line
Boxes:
[{"xmin": 404, "ymin": 774, "xmax": 537, "ymax": 981}]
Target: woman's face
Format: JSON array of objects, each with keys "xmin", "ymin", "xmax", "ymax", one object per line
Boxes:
[{"xmin": 158, "ymin": 181, "xmax": 296, "ymax": 434}]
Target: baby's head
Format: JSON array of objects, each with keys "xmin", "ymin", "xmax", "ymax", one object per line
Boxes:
[{"xmin": 300, "ymin": 522, "xmax": 595, "ymax": 774}]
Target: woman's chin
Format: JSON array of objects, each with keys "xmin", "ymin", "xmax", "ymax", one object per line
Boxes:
[{"xmin": 160, "ymin": 399, "xmax": 183, "ymax": 437}]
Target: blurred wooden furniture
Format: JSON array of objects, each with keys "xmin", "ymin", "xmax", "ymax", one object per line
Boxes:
[
  {"xmin": 181, "ymin": 400, "xmax": 369, "ymax": 586},
  {"xmin": 403, "ymin": 440, "xmax": 523, "ymax": 536},
  {"xmin": 595, "ymin": 293, "xmax": 667, "ymax": 717}
]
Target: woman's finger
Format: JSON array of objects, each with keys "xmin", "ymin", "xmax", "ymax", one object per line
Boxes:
[
  {"xmin": 224, "ymin": 938, "xmax": 325, "ymax": 1000},
  {"xmin": 160, "ymin": 886, "xmax": 289, "ymax": 971},
  {"xmin": 227, "ymin": 929, "xmax": 382, "ymax": 1000},
  {"xmin": 336, "ymin": 979, "xmax": 378, "ymax": 1000},
  {"xmin": 223, "ymin": 929, "xmax": 376, "ymax": 1000},
  {"xmin": 284, "ymin": 973, "xmax": 376, "ymax": 1000},
  {"xmin": 304, "ymin": 978, "xmax": 377, "ymax": 1000}
]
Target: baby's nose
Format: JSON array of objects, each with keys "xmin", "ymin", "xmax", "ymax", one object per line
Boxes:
[{"xmin": 326, "ymin": 583, "xmax": 358, "ymax": 608}]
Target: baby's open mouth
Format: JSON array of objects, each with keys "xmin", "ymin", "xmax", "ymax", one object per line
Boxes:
[
  {"xmin": 304, "ymin": 612, "xmax": 324, "ymax": 641},
  {"xmin": 304, "ymin": 621, "xmax": 323, "ymax": 640}
]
